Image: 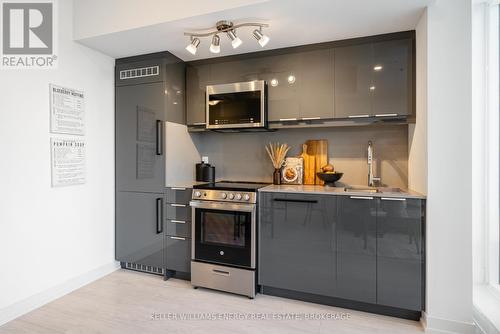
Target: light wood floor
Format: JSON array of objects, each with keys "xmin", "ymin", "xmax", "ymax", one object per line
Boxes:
[{"xmin": 0, "ymin": 269, "xmax": 424, "ymax": 333}]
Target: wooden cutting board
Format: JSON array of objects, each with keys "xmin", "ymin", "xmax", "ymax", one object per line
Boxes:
[
  {"xmin": 302, "ymin": 140, "xmax": 328, "ymax": 185},
  {"xmin": 301, "ymin": 144, "xmax": 315, "ymax": 185}
]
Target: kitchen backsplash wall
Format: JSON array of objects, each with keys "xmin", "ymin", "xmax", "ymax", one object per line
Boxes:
[{"xmin": 192, "ymin": 125, "xmax": 409, "ymax": 188}]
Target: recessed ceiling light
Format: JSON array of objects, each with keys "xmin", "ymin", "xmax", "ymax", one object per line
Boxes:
[
  {"xmin": 287, "ymin": 75, "xmax": 296, "ymax": 84},
  {"xmin": 369, "ymin": 86, "xmax": 376, "ymax": 91},
  {"xmin": 373, "ymin": 65, "xmax": 383, "ymax": 71},
  {"xmin": 210, "ymin": 35, "xmax": 221, "ymax": 54},
  {"xmin": 270, "ymin": 78, "xmax": 279, "ymax": 87},
  {"xmin": 185, "ymin": 38, "xmax": 200, "ymax": 55}
]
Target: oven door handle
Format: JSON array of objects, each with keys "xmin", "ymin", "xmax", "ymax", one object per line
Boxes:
[{"xmin": 189, "ymin": 200, "xmax": 256, "ymax": 212}]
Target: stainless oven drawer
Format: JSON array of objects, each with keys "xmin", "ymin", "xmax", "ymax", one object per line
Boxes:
[
  {"xmin": 166, "ymin": 187, "xmax": 191, "ymax": 204},
  {"xmin": 166, "ymin": 220, "xmax": 191, "ymax": 238},
  {"xmin": 191, "ymin": 261, "xmax": 255, "ymax": 298},
  {"xmin": 166, "ymin": 203, "xmax": 191, "ymax": 221},
  {"xmin": 166, "ymin": 236, "xmax": 191, "ymax": 273}
]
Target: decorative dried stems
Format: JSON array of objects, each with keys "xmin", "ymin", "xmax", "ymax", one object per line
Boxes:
[{"xmin": 265, "ymin": 142, "xmax": 290, "ymax": 169}]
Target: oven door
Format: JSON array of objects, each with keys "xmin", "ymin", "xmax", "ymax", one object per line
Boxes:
[
  {"xmin": 190, "ymin": 200, "xmax": 256, "ymax": 269},
  {"xmin": 206, "ymin": 80, "xmax": 267, "ymax": 129}
]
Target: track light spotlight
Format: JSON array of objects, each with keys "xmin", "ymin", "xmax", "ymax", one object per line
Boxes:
[
  {"xmin": 210, "ymin": 35, "xmax": 221, "ymax": 53},
  {"xmin": 253, "ymin": 29, "xmax": 270, "ymax": 47},
  {"xmin": 185, "ymin": 37, "xmax": 200, "ymax": 55},
  {"xmin": 227, "ymin": 29, "xmax": 243, "ymax": 49}
]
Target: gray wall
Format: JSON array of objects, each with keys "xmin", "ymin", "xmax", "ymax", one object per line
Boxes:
[{"xmin": 192, "ymin": 125, "xmax": 409, "ymax": 188}]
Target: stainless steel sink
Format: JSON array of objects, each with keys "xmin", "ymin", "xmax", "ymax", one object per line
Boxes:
[
  {"xmin": 344, "ymin": 186, "xmax": 379, "ymax": 193},
  {"xmin": 377, "ymin": 187, "xmax": 404, "ymax": 193},
  {"xmin": 344, "ymin": 186, "xmax": 404, "ymax": 194}
]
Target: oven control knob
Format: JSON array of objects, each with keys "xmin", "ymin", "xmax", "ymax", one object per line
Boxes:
[
  {"xmin": 228, "ymin": 193, "xmax": 235, "ymax": 200},
  {"xmin": 194, "ymin": 191, "xmax": 202, "ymax": 197},
  {"xmin": 235, "ymin": 193, "xmax": 242, "ymax": 200},
  {"xmin": 221, "ymin": 192, "xmax": 227, "ymax": 199},
  {"xmin": 243, "ymin": 194, "xmax": 250, "ymax": 201}
]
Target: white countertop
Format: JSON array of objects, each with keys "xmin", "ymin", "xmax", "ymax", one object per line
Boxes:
[{"xmin": 259, "ymin": 184, "xmax": 426, "ymax": 199}]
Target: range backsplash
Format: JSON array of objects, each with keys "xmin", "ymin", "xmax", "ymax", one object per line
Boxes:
[{"xmin": 191, "ymin": 125, "xmax": 408, "ymax": 188}]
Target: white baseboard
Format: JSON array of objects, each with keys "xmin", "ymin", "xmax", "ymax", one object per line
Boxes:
[
  {"xmin": 0, "ymin": 261, "xmax": 120, "ymax": 326},
  {"xmin": 421, "ymin": 311, "xmax": 477, "ymax": 334}
]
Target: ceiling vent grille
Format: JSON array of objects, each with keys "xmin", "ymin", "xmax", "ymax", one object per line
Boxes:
[{"xmin": 119, "ymin": 65, "xmax": 159, "ymax": 80}]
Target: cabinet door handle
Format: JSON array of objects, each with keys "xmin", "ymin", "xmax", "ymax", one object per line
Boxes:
[
  {"xmin": 348, "ymin": 114, "xmax": 371, "ymax": 119},
  {"xmin": 349, "ymin": 196, "xmax": 374, "ymax": 200},
  {"xmin": 274, "ymin": 198, "xmax": 318, "ymax": 204},
  {"xmin": 170, "ymin": 236, "xmax": 186, "ymax": 241},
  {"xmin": 375, "ymin": 113, "xmax": 398, "ymax": 117},
  {"xmin": 170, "ymin": 204, "xmax": 186, "ymax": 207},
  {"xmin": 212, "ymin": 269, "xmax": 230, "ymax": 276},
  {"xmin": 156, "ymin": 120, "xmax": 163, "ymax": 155},
  {"xmin": 279, "ymin": 118, "xmax": 298, "ymax": 122},
  {"xmin": 301, "ymin": 117, "xmax": 321, "ymax": 121},
  {"xmin": 156, "ymin": 198, "xmax": 163, "ymax": 234},
  {"xmin": 192, "ymin": 122, "xmax": 206, "ymax": 126},
  {"xmin": 170, "ymin": 220, "xmax": 186, "ymax": 224},
  {"xmin": 381, "ymin": 197, "xmax": 406, "ymax": 201},
  {"xmin": 170, "ymin": 187, "xmax": 186, "ymax": 190}
]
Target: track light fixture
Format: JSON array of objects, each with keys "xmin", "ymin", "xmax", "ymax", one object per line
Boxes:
[
  {"xmin": 185, "ymin": 37, "xmax": 200, "ymax": 55},
  {"xmin": 184, "ymin": 20, "xmax": 270, "ymax": 55}
]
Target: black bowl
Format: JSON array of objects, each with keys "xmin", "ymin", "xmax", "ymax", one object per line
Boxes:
[{"xmin": 316, "ymin": 172, "xmax": 344, "ymax": 186}]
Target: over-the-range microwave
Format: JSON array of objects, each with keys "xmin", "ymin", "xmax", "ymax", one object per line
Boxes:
[{"xmin": 206, "ymin": 80, "xmax": 267, "ymax": 130}]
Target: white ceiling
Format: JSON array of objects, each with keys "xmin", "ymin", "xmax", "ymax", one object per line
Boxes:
[{"xmin": 75, "ymin": 0, "xmax": 432, "ymax": 61}]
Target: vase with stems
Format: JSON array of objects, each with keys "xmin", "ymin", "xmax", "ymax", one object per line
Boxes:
[{"xmin": 265, "ymin": 142, "xmax": 290, "ymax": 185}]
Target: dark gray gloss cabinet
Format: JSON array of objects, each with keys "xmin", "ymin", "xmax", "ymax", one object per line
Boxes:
[
  {"xmin": 372, "ymin": 39, "xmax": 412, "ymax": 117},
  {"xmin": 165, "ymin": 186, "xmax": 192, "ymax": 274},
  {"xmin": 116, "ymin": 82, "xmax": 165, "ymax": 193},
  {"xmin": 376, "ymin": 198, "xmax": 423, "ymax": 311},
  {"xmin": 116, "ymin": 192, "xmax": 164, "ymax": 268},
  {"xmin": 334, "ymin": 38, "xmax": 413, "ymax": 119},
  {"xmin": 336, "ymin": 196, "xmax": 377, "ymax": 303},
  {"xmin": 165, "ymin": 236, "xmax": 191, "ymax": 273},
  {"xmin": 259, "ymin": 192, "xmax": 336, "ymax": 297},
  {"xmin": 334, "ymin": 43, "xmax": 374, "ymax": 119},
  {"xmin": 165, "ymin": 61, "xmax": 186, "ymax": 124},
  {"xmin": 186, "ymin": 64, "xmax": 210, "ymax": 126}
]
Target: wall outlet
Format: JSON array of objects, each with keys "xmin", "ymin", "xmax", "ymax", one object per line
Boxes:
[{"xmin": 201, "ymin": 156, "xmax": 209, "ymax": 164}]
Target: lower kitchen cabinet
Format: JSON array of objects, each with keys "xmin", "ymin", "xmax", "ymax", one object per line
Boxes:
[
  {"xmin": 258, "ymin": 190, "xmax": 425, "ymax": 317},
  {"xmin": 165, "ymin": 235, "xmax": 191, "ymax": 273},
  {"xmin": 376, "ymin": 198, "xmax": 424, "ymax": 311},
  {"xmin": 259, "ymin": 192, "xmax": 336, "ymax": 297},
  {"xmin": 116, "ymin": 191, "xmax": 164, "ymax": 269},
  {"xmin": 336, "ymin": 195, "xmax": 377, "ymax": 304}
]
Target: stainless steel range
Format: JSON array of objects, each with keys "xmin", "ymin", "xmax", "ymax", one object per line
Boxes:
[{"xmin": 190, "ymin": 181, "xmax": 269, "ymax": 298}]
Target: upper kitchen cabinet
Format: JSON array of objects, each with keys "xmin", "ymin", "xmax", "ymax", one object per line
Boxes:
[
  {"xmin": 186, "ymin": 64, "xmax": 210, "ymax": 126},
  {"xmin": 116, "ymin": 82, "xmax": 165, "ymax": 193},
  {"xmin": 298, "ymin": 49, "xmax": 334, "ymax": 121},
  {"xmin": 372, "ymin": 38, "xmax": 413, "ymax": 117},
  {"xmin": 253, "ymin": 53, "xmax": 301, "ymax": 122},
  {"xmin": 164, "ymin": 60, "xmax": 186, "ymax": 124},
  {"xmin": 334, "ymin": 43, "xmax": 373, "ymax": 119},
  {"xmin": 334, "ymin": 36, "xmax": 414, "ymax": 120}
]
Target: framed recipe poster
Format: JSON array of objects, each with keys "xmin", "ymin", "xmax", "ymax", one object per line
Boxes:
[
  {"xmin": 50, "ymin": 138, "xmax": 86, "ymax": 187},
  {"xmin": 50, "ymin": 84, "xmax": 85, "ymax": 135}
]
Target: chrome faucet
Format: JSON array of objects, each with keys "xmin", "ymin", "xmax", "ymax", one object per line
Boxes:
[{"xmin": 367, "ymin": 141, "xmax": 381, "ymax": 187}]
